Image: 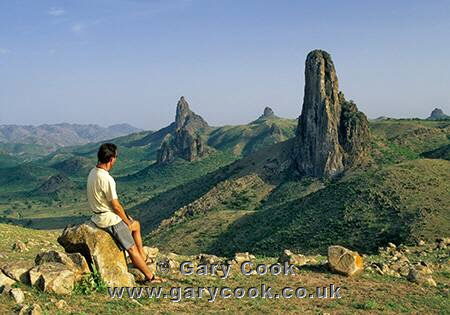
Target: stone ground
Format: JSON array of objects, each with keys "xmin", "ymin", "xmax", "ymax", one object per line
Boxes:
[{"xmin": 0, "ymin": 223, "xmax": 449, "ymax": 314}]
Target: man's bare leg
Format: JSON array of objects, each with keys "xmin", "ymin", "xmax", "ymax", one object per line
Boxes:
[
  {"xmin": 129, "ymin": 220, "xmax": 146, "ymax": 259},
  {"xmin": 127, "ymin": 245, "xmax": 154, "ymax": 281}
]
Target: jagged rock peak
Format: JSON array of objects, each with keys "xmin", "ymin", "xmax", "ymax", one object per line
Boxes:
[
  {"xmin": 427, "ymin": 108, "xmax": 449, "ymax": 120},
  {"xmin": 255, "ymin": 106, "xmax": 278, "ymax": 121},
  {"xmin": 175, "ymin": 96, "xmax": 208, "ymax": 130},
  {"xmin": 292, "ymin": 50, "xmax": 369, "ymax": 178},
  {"xmin": 156, "ymin": 97, "xmax": 210, "ymax": 164},
  {"xmin": 263, "ymin": 107, "xmax": 275, "ymax": 117}
]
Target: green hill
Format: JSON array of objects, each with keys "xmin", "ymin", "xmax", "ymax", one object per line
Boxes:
[
  {"xmin": 143, "ymin": 118, "xmax": 450, "ymax": 256},
  {"xmin": 146, "ymin": 158, "xmax": 449, "ymax": 256}
]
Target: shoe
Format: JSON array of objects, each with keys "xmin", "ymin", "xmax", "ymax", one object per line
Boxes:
[{"xmin": 139, "ymin": 275, "xmax": 166, "ymax": 284}]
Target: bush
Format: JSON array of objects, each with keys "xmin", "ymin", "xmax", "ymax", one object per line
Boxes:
[{"xmin": 73, "ymin": 264, "xmax": 108, "ymax": 295}]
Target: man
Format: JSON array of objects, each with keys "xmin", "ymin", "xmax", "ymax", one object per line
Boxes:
[{"xmin": 87, "ymin": 143, "xmax": 163, "ymax": 283}]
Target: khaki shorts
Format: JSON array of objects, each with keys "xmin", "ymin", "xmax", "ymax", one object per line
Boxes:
[{"xmin": 103, "ymin": 220, "xmax": 135, "ymax": 251}]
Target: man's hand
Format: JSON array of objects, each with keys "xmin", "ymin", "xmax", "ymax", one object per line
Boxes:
[
  {"xmin": 126, "ymin": 219, "xmax": 134, "ymax": 231},
  {"xmin": 111, "ymin": 199, "xmax": 133, "ymax": 227}
]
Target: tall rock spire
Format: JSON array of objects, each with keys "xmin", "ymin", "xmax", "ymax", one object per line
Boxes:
[
  {"xmin": 157, "ymin": 96, "xmax": 209, "ymax": 164},
  {"xmin": 293, "ymin": 50, "xmax": 369, "ymax": 178}
]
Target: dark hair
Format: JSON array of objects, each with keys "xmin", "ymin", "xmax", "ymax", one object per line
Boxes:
[{"xmin": 97, "ymin": 143, "xmax": 117, "ymax": 163}]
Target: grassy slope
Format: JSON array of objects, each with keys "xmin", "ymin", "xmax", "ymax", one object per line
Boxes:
[
  {"xmin": 207, "ymin": 117, "xmax": 296, "ymax": 156},
  {"xmin": 209, "ymin": 159, "xmax": 450, "ymax": 256}
]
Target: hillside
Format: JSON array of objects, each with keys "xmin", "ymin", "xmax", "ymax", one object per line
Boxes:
[{"xmin": 141, "ymin": 51, "xmax": 450, "ymax": 258}]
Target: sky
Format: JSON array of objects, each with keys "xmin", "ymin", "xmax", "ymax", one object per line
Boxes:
[{"xmin": 0, "ymin": 0, "xmax": 449, "ymax": 130}]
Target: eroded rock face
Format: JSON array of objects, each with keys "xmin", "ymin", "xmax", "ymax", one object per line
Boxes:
[
  {"xmin": 157, "ymin": 97, "xmax": 209, "ymax": 163},
  {"xmin": 57, "ymin": 221, "xmax": 135, "ymax": 287},
  {"xmin": 293, "ymin": 50, "xmax": 369, "ymax": 178},
  {"xmin": 328, "ymin": 245, "xmax": 364, "ymax": 276}
]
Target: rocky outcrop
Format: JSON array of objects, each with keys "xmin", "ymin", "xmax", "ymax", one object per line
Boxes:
[
  {"xmin": 257, "ymin": 107, "xmax": 276, "ymax": 120},
  {"xmin": 293, "ymin": 50, "xmax": 369, "ymax": 178},
  {"xmin": 427, "ymin": 108, "xmax": 449, "ymax": 120},
  {"xmin": 156, "ymin": 97, "xmax": 210, "ymax": 163},
  {"xmin": 57, "ymin": 221, "xmax": 135, "ymax": 287},
  {"xmin": 328, "ymin": 245, "xmax": 364, "ymax": 276}
]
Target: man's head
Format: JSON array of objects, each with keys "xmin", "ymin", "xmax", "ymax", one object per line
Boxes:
[{"xmin": 97, "ymin": 143, "xmax": 118, "ymax": 170}]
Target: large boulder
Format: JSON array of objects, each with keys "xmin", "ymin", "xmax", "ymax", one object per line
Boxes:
[
  {"xmin": 57, "ymin": 221, "xmax": 135, "ymax": 287},
  {"xmin": 328, "ymin": 245, "xmax": 364, "ymax": 276},
  {"xmin": 29, "ymin": 263, "xmax": 75, "ymax": 295},
  {"xmin": 35, "ymin": 250, "xmax": 89, "ymax": 281}
]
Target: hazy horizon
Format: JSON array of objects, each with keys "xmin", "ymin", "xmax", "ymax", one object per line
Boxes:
[{"xmin": 1, "ymin": 0, "xmax": 449, "ymax": 130}]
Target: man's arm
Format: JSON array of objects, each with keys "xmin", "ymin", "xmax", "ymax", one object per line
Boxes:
[{"xmin": 111, "ymin": 199, "xmax": 133, "ymax": 227}]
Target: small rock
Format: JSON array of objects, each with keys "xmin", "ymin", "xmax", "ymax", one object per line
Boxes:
[
  {"xmin": 10, "ymin": 288, "xmax": 25, "ymax": 303},
  {"xmin": 407, "ymin": 268, "xmax": 437, "ymax": 287},
  {"xmin": 0, "ymin": 284, "xmax": 12, "ymax": 295},
  {"xmin": 0, "ymin": 270, "xmax": 16, "ymax": 289},
  {"xmin": 278, "ymin": 249, "xmax": 309, "ymax": 266},
  {"xmin": 128, "ymin": 268, "xmax": 146, "ymax": 282},
  {"xmin": 425, "ymin": 277, "xmax": 437, "ymax": 287},
  {"xmin": 387, "ymin": 242, "xmax": 396, "ymax": 249},
  {"xmin": 197, "ymin": 254, "xmax": 222, "ymax": 266},
  {"xmin": 233, "ymin": 252, "xmax": 256, "ymax": 264},
  {"xmin": 28, "ymin": 304, "xmax": 43, "ymax": 315},
  {"xmin": 55, "ymin": 300, "xmax": 67, "ymax": 310},
  {"xmin": 418, "ymin": 240, "xmax": 426, "ymax": 246},
  {"xmin": 12, "ymin": 241, "xmax": 28, "ymax": 252},
  {"xmin": 143, "ymin": 246, "xmax": 159, "ymax": 260},
  {"xmin": 18, "ymin": 305, "xmax": 29, "ymax": 315}
]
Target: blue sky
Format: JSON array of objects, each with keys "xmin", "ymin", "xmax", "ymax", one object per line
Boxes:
[{"xmin": 1, "ymin": 0, "xmax": 449, "ymax": 129}]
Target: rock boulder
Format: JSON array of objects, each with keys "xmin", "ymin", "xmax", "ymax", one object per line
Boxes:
[
  {"xmin": 57, "ymin": 221, "xmax": 135, "ymax": 287},
  {"xmin": 1, "ymin": 261, "xmax": 32, "ymax": 284},
  {"xmin": 35, "ymin": 250, "xmax": 89, "ymax": 281},
  {"xmin": 328, "ymin": 245, "xmax": 364, "ymax": 276},
  {"xmin": 29, "ymin": 262, "xmax": 75, "ymax": 295}
]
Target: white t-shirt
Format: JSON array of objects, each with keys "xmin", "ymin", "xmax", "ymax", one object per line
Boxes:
[{"xmin": 87, "ymin": 167, "xmax": 122, "ymax": 228}]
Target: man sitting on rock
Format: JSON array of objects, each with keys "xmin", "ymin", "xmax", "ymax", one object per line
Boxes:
[{"xmin": 87, "ymin": 143, "xmax": 164, "ymax": 284}]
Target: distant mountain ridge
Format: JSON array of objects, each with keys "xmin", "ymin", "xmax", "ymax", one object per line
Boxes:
[{"xmin": 0, "ymin": 123, "xmax": 142, "ymax": 149}]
